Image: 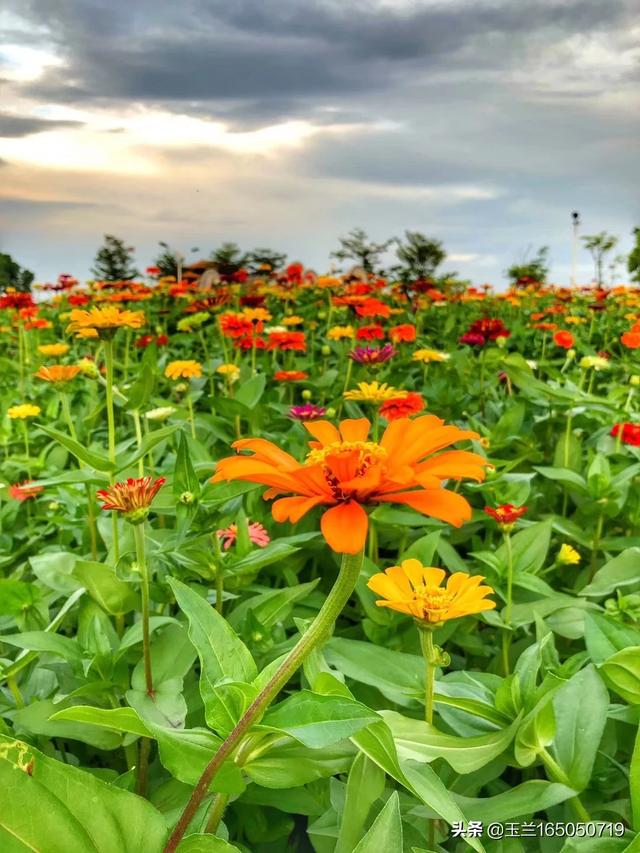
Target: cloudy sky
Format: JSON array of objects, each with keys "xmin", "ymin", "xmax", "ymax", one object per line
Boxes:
[{"xmin": 1, "ymin": 0, "xmax": 638, "ymax": 285}]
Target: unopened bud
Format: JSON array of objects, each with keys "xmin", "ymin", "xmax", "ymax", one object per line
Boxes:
[
  {"xmin": 631, "ymin": 375, "xmax": 640, "ymax": 387},
  {"xmin": 302, "ymin": 389, "xmax": 312, "ymax": 401},
  {"xmin": 179, "ymin": 491, "xmax": 196, "ymax": 505},
  {"xmin": 321, "ymin": 345, "xmax": 331, "ymax": 356}
]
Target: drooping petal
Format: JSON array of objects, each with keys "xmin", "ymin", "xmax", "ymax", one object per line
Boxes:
[
  {"xmin": 272, "ymin": 494, "xmax": 327, "ymax": 523},
  {"xmin": 338, "ymin": 418, "xmax": 371, "ymax": 443},
  {"xmin": 378, "ymin": 487, "xmax": 472, "ymax": 527},
  {"xmin": 303, "ymin": 420, "xmax": 341, "ymax": 447},
  {"xmin": 230, "ymin": 438, "xmax": 300, "ymax": 470},
  {"xmin": 320, "ymin": 500, "xmax": 368, "ymax": 554}
]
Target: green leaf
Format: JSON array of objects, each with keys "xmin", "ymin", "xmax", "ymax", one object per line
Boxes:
[
  {"xmin": 262, "ymin": 691, "xmax": 379, "ymax": 748},
  {"xmin": 125, "ymin": 356, "xmax": 155, "ymax": 411},
  {"xmin": 496, "ymin": 520, "xmax": 552, "ymax": 574},
  {"xmin": 325, "ymin": 638, "xmax": 424, "ymax": 704},
  {"xmin": 50, "ymin": 706, "xmax": 151, "ymax": 739},
  {"xmin": 0, "ymin": 579, "xmax": 40, "ymax": 615},
  {"xmin": 205, "ymin": 681, "xmax": 258, "ymax": 737},
  {"xmin": 335, "ymin": 752, "xmax": 385, "ymax": 853},
  {"xmin": 234, "ymin": 373, "xmax": 266, "ymax": 408},
  {"xmin": 601, "ymin": 646, "xmax": 640, "ymax": 705},
  {"xmin": 584, "ymin": 613, "xmax": 640, "ymax": 665},
  {"xmin": 380, "ymin": 709, "xmax": 520, "ymax": 773},
  {"xmin": 534, "ymin": 466, "xmax": 588, "ymax": 493},
  {"xmin": 228, "ymin": 579, "xmax": 320, "ymax": 631},
  {"xmin": 177, "ymin": 836, "xmax": 242, "ymax": 853},
  {"xmin": 116, "ymin": 424, "xmax": 179, "ymax": 473},
  {"xmin": 0, "ymin": 734, "xmax": 167, "ymax": 852},
  {"xmin": 73, "ymin": 559, "xmax": 138, "ymax": 615},
  {"xmin": 1, "ymin": 630, "xmax": 83, "ymax": 664},
  {"xmin": 229, "ymin": 541, "xmax": 305, "ymax": 577},
  {"xmin": 550, "ymin": 664, "xmax": 608, "ymax": 790},
  {"xmin": 454, "ymin": 781, "xmax": 576, "ymax": 823},
  {"xmin": 168, "ymin": 577, "xmax": 257, "ymax": 693},
  {"xmin": 36, "ymin": 423, "xmax": 113, "ymax": 471},
  {"xmin": 581, "ymin": 548, "xmax": 640, "ymax": 597},
  {"xmin": 352, "ymin": 792, "xmax": 402, "ymax": 853},
  {"xmin": 244, "ymin": 740, "xmax": 354, "ymax": 788},
  {"xmin": 632, "ymin": 728, "xmax": 640, "ymax": 831},
  {"xmin": 13, "ymin": 700, "xmax": 122, "ymax": 750}
]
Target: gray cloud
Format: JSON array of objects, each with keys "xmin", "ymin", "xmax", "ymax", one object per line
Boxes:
[{"xmin": 0, "ymin": 113, "xmax": 83, "ymax": 138}]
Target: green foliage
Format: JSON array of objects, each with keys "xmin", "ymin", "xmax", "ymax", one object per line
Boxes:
[
  {"xmin": 0, "ymin": 252, "xmax": 34, "ymax": 292},
  {"xmin": 91, "ymin": 234, "xmax": 139, "ymax": 281}
]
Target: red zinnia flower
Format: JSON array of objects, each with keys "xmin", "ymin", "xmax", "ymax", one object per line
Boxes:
[
  {"xmin": 484, "ymin": 504, "xmax": 528, "ymax": 527},
  {"xmin": 267, "ymin": 332, "xmax": 306, "ymax": 352},
  {"xmin": 356, "ymin": 325, "xmax": 385, "ymax": 341},
  {"xmin": 621, "ymin": 331, "xmax": 640, "ymax": 349},
  {"xmin": 220, "ymin": 313, "xmax": 254, "ymax": 338},
  {"xmin": 553, "ymin": 330, "xmax": 574, "ymax": 349},
  {"xmin": 355, "ymin": 298, "xmax": 391, "ymax": 319},
  {"xmin": 9, "ymin": 481, "xmax": 44, "ymax": 501},
  {"xmin": 97, "ymin": 476, "xmax": 166, "ymax": 523},
  {"xmin": 611, "ymin": 423, "xmax": 640, "ymax": 446},
  {"xmin": 379, "ymin": 392, "xmax": 425, "ymax": 421},
  {"xmin": 274, "ymin": 370, "xmax": 308, "ymax": 381},
  {"xmin": 235, "ymin": 335, "xmax": 266, "ymax": 350}
]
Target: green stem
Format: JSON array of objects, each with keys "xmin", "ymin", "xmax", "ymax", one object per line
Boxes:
[
  {"xmin": 132, "ymin": 410, "xmax": 144, "ymax": 477},
  {"xmin": 133, "ymin": 523, "xmax": 153, "ymax": 696},
  {"xmin": 163, "ymin": 548, "xmax": 364, "ymax": 853},
  {"xmin": 187, "ymin": 394, "xmax": 196, "ymax": 440},
  {"xmin": 60, "ymin": 392, "xmax": 77, "ymax": 441},
  {"xmin": 420, "ymin": 629, "xmax": 436, "ymax": 724},
  {"xmin": 540, "ymin": 747, "xmax": 592, "ymax": 822},
  {"xmin": 215, "ymin": 564, "xmax": 224, "ymax": 615},
  {"xmin": 22, "ymin": 420, "xmax": 31, "ymax": 478},
  {"xmin": 589, "ymin": 512, "xmax": 604, "ymax": 581},
  {"xmin": 85, "ymin": 484, "xmax": 98, "ymax": 561},
  {"xmin": 501, "ymin": 530, "xmax": 513, "ymax": 676},
  {"xmin": 204, "ymin": 792, "xmax": 229, "ymax": 835},
  {"xmin": 7, "ymin": 675, "xmax": 24, "ymax": 709},
  {"xmin": 104, "ymin": 338, "xmax": 120, "ymax": 563}
]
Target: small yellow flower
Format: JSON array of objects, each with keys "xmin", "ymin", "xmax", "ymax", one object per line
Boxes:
[
  {"xmin": 242, "ymin": 307, "xmax": 272, "ymax": 323},
  {"xmin": 144, "ymin": 406, "xmax": 176, "ymax": 422},
  {"xmin": 216, "ymin": 363, "xmax": 240, "ymax": 383},
  {"xmin": 165, "ymin": 360, "xmax": 202, "ymax": 380},
  {"xmin": 412, "ymin": 348, "xmax": 449, "ymax": 363},
  {"xmin": 579, "ymin": 355, "xmax": 610, "ymax": 371},
  {"xmin": 8, "ymin": 404, "xmax": 41, "ymax": 419},
  {"xmin": 38, "ymin": 343, "xmax": 70, "ymax": 357},
  {"xmin": 327, "ymin": 325, "xmax": 355, "ymax": 341},
  {"xmin": 565, "ymin": 316, "xmax": 587, "ymax": 325},
  {"xmin": 283, "ymin": 315, "xmax": 304, "ymax": 326},
  {"xmin": 76, "ymin": 357, "xmax": 99, "ymax": 378},
  {"xmin": 367, "ymin": 559, "xmax": 495, "ymax": 625},
  {"xmin": 557, "ymin": 544, "xmax": 581, "ymax": 565},
  {"xmin": 344, "ymin": 381, "xmax": 407, "ymax": 403}
]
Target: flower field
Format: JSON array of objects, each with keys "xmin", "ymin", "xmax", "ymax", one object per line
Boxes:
[{"xmin": 2, "ymin": 271, "xmax": 640, "ymax": 853}]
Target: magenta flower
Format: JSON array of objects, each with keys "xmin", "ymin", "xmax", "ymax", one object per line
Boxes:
[
  {"xmin": 349, "ymin": 343, "xmax": 395, "ymax": 365},
  {"xmin": 217, "ymin": 521, "xmax": 271, "ymax": 550},
  {"xmin": 289, "ymin": 403, "xmax": 327, "ymax": 421}
]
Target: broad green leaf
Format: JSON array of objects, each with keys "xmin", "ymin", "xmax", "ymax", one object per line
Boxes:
[
  {"xmin": 117, "ymin": 616, "xmax": 179, "ymax": 654},
  {"xmin": 244, "ymin": 740, "xmax": 354, "ymax": 788},
  {"xmin": 14, "ymin": 699, "xmax": 123, "ymax": 750},
  {"xmin": 36, "ymin": 423, "xmax": 113, "ymax": 471},
  {"xmin": 262, "ymin": 691, "xmax": 379, "ymax": 748},
  {"xmin": 601, "ymin": 646, "xmax": 640, "ymax": 705},
  {"xmin": 116, "ymin": 424, "xmax": 179, "ymax": 473},
  {"xmin": 228, "ymin": 579, "xmax": 320, "ymax": 631},
  {"xmin": 632, "ymin": 728, "xmax": 640, "ymax": 831},
  {"xmin": 335, "ymin": 752, "xmax": 385, "ymax": 853},
  {"xmin": 1, "ymin": 630, "xmax": 83, "ymax": 664},
  {"xmin": 381, "ymin": 710, "xmax": 520, "ymax": 773},
  {"xmin": 234, "ymin": 373, "xmax": 266, "ymax": 408},
  {"xmin": 0, "ymin": 735, "xmax": 167, "ymax": 852},
  {"xmin": 0, "ymin": 579, "xmax": 40, "ymax": 615},
  {"xmin": 168, "ymin": 579, "xmax": 257, "ymax": 718},
  {"xmin": 73, "ymin": 559, "xmax": 138, "ymax": 615},
  {"xmin": 50, "ymin": 706, "xmax": 151, "ymax": 738},
  {"xmin": 550, "ymin": 664, "xmax": 608, "ymax": 790},
  {"xmin": 325, "ymin": 637, "xmax": 424, "ymax": 704},
  {"xmin": 581, "ymin": 548, "xmax": 640, "ymax": 598},
  {"xmin": 205, "ymin": 681, "xmax": 258, "ymax": 737},
  {"xmin": 534, "ymin": 466, "xmax": 588, "ymax": 493},
  {"xmin": 584, "ymin": 613, "xmax": 640, "ymax": 665},
  {"xmin": 496, "ymin": 520, "xmax": 552, "ymax": 575},
  {"xmin": 352, "ymin": 791, "xmax": 402, "ymax": 853},
  {"xmin": 454, "ymin": 780, "xmax": 576, "ymax": 823}
]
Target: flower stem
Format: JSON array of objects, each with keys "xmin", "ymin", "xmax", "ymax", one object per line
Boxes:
[
  {"xmin": 501, "ymin": 530, "xmax": 513, "ymax": 676},
  {"xmin": 163, "ymin": 548, "xmax": 364, "ymax": 852},
  {"xmin": 104, "ymin": 338, "xmax": 120, "ymax": 563},
  {"xmin": 204, "ymin": 792, "xmax": 229, "ymax": 835},
  {"xmin": 420, "ymin": 628, "xmax": 436, "ymax": 724},
  {"xmin": 133, "ymin": 523, "xmax": 153, "ymax": 696},
  {"xmin": 187, "ymin": 394, "xmax": 196, "ymax": 440},
  {"xmin": 540, "ymin": 747, "xmax": 592, "ymax": 821}
]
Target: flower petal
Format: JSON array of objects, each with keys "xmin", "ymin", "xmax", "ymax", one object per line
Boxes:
[{"xmin": 320, "ymin": 500, "xmax": 368, "ymax": 554}]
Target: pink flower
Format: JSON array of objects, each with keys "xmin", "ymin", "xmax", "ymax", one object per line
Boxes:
[{"xmin": 217, "ymin": 521, "xmax": 270, "ymax": 550}]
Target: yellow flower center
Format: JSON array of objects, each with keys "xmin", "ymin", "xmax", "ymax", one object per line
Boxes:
[
  {"xmin": 306, "ymin": 440, "xmax": 387, "ymax": 469},
  {"xmin": 413, "ymin": 585, "xmax": 454, "ymax": 622}
]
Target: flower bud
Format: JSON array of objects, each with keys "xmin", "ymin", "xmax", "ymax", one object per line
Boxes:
[
  {"xmin": 321, "ymin": 345, "xmax": 331, "ymax": 356},
  {"xmin": 631, "ymin": 375, "xmax": 640, "ymax": 387},
  {"xmin": 175, "ymin": 382, "xmax": 187, "ymax": 393},
  {"xmin": 318, "ymin": 311, "xmax": 327, "ymax": 320},
  {"xmin": 325, "ymin": 407, "xmax": 336, "ymax": 418},
  {"xmin": 179, "ymin": 491, "xmax": 196, "ymax": 505},
  {"xmin": 301, "ymin": 389, "xmax": 312, "ymax": 401},
  {"xmin": 566, "ymin": 348, "xmax": 576, "ymax": 360}
]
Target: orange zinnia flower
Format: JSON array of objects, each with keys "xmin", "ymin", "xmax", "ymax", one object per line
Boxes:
[
  {"xmin": 66, "ymin": 306, "xmax": 145, "ymax": 338},
  {"xmin": 165, "ymin": 360, "xmax": 202, "ymax": 380},
  {"xmin": 379, "ymin": 392, "xmax": 424, "ymax": 421},
  {"xmin": 35, "ymin": 365, "xmax": 81, "ymax": 383},
  {"xmin": 212, "ymin": 415, "xmax": 488, "ymax": 554},
  {"xmin": 389, "ymin": 323, "xmax": 417, "ymax": 343},
  {"xmin": 274, "ymin": 370, "xmax": 308, "ymax": 381},
  {"xmin": 367, "ymin": 559, "xmax": 495, "ymax": 624},
  {"xmin": 621, "ymin": 331, "xmax": 640, "ymax": 349},
  {"xmin": 97, "ymin": 476, "xmax": 166, "ymax": 524}
]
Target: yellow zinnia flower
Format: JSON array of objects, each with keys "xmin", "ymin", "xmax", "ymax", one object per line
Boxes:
[
  {"xmin": 557, "ymin": 544, "xmax": 581, "ymax": 565},
  {"xmin": 283, "ymin": 315, "xmax": 304, "ymax": 326},
  {"xmin": 35, "ymin": 365, "xmax": 82, "ymax": 383},
  {"xmin": 413, "ymin": 348, "xmax": 449, "ymax": 363},
  {"xmin": 367, "ymin": 559, "xmax": 495, "ymax": 625},
  {"xmin": 66, "ymin": 306, "xmax": 145, "ymax": 338},
  {"xmin": 38, "ymin": 343, "xmax": 70, "ymax": 357},
  {"xmin": 242, "ymin": 307, "xmax": 272, "ymax": 323},
  {"xmin": 327, "ymin": 325, "xmax": 355, "ymax": 341},
  {"xmin": 8, "ymin": 403, "xmax": 41, "ymax": 419},
  {"xmin": 165, "ymin": 360, "xmax": 202, "ymax": 380},
  {"xmin": 344, "ymin": 381, "xmax": 407, "ymax": 403},
  {"xmin": 216, "ymin": 363, "xmax": 240, "ymax": 382}
]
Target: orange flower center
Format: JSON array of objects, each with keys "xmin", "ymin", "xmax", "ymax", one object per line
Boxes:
[{"xmin": 305, "ymin": 441, "xmax": 387, "ymax": 500}]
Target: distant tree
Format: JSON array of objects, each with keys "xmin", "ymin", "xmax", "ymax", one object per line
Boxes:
[
  {"xmin": 331, "ymin": 228, "xmax": 393, "ymax": 274},
  {"xmin": 628, "ymin": 228, "xmax": 640, "ymax": 283},
  {"xmin": 392, "ymin": 231, "xmax": 446, "ymax": 282},
  {"xmin": 92, "ymin": 234, "xmax": 138, "ymax": 281},
  {"xmin": 506, "ymin": 246, "xmax": 549, "ymax": 287},
  {"xmin": 0, "ymin": 253, "xmax": 34, "ymax": 292},
  {"xmin": 248, "ymin": 248, "xmax": 287, "ymax": 274},
  {"xmin": 155, "ymin": 242, "xmax": 200, "ymax": 279},
  {"xmin": 582, "ymin": 232, "xmax": 618, "ymax": 286},
  {"xmin": 210, "ymin": 242, "xmax": 250, "ymax": 277}
]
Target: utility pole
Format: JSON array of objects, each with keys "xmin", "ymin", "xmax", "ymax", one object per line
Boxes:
[{"xmin": 571, "ymin": 211, "xmax": 580, "ymax": 286}]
